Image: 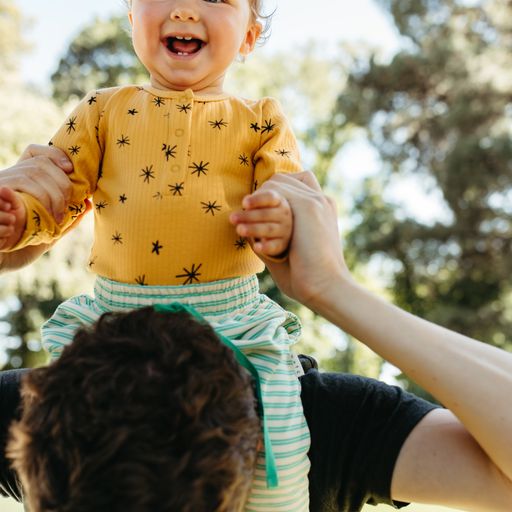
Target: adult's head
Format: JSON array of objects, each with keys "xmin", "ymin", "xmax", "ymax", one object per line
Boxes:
[{"xmin": 8, "ymin": 307, "xmax": 260, "ymax": 512}]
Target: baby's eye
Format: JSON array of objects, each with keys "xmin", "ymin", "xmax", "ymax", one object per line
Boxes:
[{"xmin": 203, "ymin": 0, "xmax": 224, "ymax": 3}]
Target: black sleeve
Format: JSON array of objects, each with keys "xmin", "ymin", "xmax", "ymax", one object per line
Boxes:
[
  {"xmin": 300, "ymin": 369, "xmax": 439, "ymax": 512},
  {"xmin": 0, "ymin": 369, "xmax": 28, "ymax": 502}
]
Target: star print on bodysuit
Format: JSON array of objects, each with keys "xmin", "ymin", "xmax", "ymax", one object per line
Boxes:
[
  {"xmin": 176, "ymin": 263, "xmax": 202, "ymax": 285},
  {"xmin": 201, "ymin": 201, "xmax": 222, "ymax": 216},
  {"xmin": 95, "ymin": 201, "xmax": 108, "ymax": 213},
  {"xmin": 116, "ymin": 135, "xmax": 130, "ymax": 147},
  {"xmin": 112, "ymin": 232, "xmax": 123, "ymax": 245},
  {"xmin": 140, "ymin": 166, "xmax": 155, "ymax": 183},
  {"xmin": 68, "ymin": 203, "xmax": 84, "ymax": 220},
  {"xmin": 169, "ymin": 183, "xmax": 185, "ymax": 196},
  {"xmin": 66, "ymin": 117, "xmax": 77, "ymax": 134},
  {"xmin": 162, "ymin": 144, "xmax": 177, "ymax": 161},
  {"xmin": 177, "ymin": 103, "xmax": 191, "ymax": 113},
  {"xmin": 152, "ymin": 241, "xmax": 163, "ymax": 255},
  {"xmin": 235, "ymin": 237, "xmax": 247, "ymax": 250},
  {"xmin": 209, "ymin": 119, "xmax": 228, "ymax": 130},
  {"xmin": 190, "ymin": 161, "xmax": 209, "ymax": 177},
  {"xmin": 18, "ymin": 87, "xmax": 303, "ymax": 286},
  {"xmin": 135, "ymin": 275, "xmax": 147, "ymax": 286},
  {"xmin": 261, "ymin": 119, "xmax": 276, "ymax": 134}
]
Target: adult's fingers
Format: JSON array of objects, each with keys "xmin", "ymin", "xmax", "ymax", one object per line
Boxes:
[
  {"xmin": 266, "ymin": 171, "xmax": 323, "ymax": 193},
  {"xmin": 18, "ymin": 144, "xmax": 73, "ymax": 173},
  {"xmin": 2, "ymin": 156, "xmax": 73, "ymax": 220}
]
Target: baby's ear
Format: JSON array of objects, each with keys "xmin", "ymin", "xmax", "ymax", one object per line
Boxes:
[{"xmin": 240, "ymin": 21, "xmax": 262, "ymax": 56}]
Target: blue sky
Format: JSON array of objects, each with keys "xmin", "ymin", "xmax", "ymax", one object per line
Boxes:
[{"xmin": 16, "ymin": 0, "xmax": 400, "ymax": 87}]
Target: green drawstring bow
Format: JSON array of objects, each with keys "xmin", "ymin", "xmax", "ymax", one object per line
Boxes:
[{"xmin": 153, "ymin": 302, "xmax": 279, "ymax": 489}]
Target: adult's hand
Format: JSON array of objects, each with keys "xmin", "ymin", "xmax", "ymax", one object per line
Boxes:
[
  {"xmin": 0, "ymin": 144, "xmax": 75, "ymax": 273},
  {"xmin": 0, "ymin": 198, "xmax": 91, "ymax": 275},
  {"xmin": 0, "ymin": 144, "xmax": 73, "ymax": 223},
  {"xmin": 231, "ymin": 171, "xmax": 348, "ymax": 309}
]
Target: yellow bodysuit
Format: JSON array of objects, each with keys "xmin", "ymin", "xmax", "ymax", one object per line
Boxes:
[{"xmin": 15, "ymin": 85, "xmax": 301, "ymax": 285}]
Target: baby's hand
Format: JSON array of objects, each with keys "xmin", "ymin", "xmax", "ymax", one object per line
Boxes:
[
  {"xmin": 230, "ymin": 189, "xmax": 292, "ymax": 259},
  {"xmin": 0, "ymin": 187, "xmax": 26, "ymax": 251}
]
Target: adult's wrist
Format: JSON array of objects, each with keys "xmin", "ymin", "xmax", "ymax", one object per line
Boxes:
[{"xmin": 302, "ymin": 269, "xmax": 358, "ymax": 325}]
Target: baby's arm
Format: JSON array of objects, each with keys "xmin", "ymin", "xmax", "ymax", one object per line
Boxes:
[
  {"xmin": 10, "ymin": 90, "xmax": 103, "ymax": 251},
  {"xmin": 0, "ymin": 187, "xmax": 26, "ymax": 251},
  {"xmin": 246, "ymin": 98, "xmax": 301, "ymax": 259},
  {"xmin": 230, "ymin": 189, "xmax": 292, "ymax": 259}
]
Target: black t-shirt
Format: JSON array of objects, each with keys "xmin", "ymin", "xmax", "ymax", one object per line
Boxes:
[
  {"xmin": 0, "ymin": 368, "xmax": 438, "ymax": 510},
  {"xmin": 300, "ymin": 369, "xmax": 438, "ymax": 511}
]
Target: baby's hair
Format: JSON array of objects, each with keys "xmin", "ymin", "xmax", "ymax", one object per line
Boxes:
[{"xmin": 250, "ymin": 0, "xmax": 273, "ymax": 44}]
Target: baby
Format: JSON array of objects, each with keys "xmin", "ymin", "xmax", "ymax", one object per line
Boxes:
[{"xmin": 0, "ymin": 1, "xmax": 310, "ymax": 510}]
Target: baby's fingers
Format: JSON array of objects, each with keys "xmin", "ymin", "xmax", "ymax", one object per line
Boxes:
[
  {"xmin": 235, "ymin": 221, "xmax": 288, "ymax": 240},
  {"xmin": 230, "ymin": 206, "xmax": 288, "ymax": 226},
  {"xmin": 242, "ymin": 189, "xmax": 283, "ymax": 210},
  {"xmin": 0, "ymin": 210, "xmax": 16, "ymax": 233},
  {"xmin": 253, "ymin": 237, "xmax": 288, "ymax": 257}
]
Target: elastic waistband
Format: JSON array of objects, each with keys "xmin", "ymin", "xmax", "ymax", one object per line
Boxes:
[{"xmin": 94, "ymin": 275, "xmax": 261, "ymax": 316}]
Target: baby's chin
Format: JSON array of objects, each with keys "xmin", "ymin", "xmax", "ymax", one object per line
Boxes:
[{"xmin": 149, "ymin": 73, "xmax": 226, "ymax": 96}]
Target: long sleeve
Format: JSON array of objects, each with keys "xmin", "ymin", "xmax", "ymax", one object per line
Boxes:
[
  {"xmin": 253, "ymin": 98, "xmax": 302, "ymax": 189},
  {"xmin": 13, "ymin": 91, "xmax": 103, "ymax": 249}
]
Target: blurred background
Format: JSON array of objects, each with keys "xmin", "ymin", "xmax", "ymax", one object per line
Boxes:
[{"xmin": 1, "ymin": 0, "xmax": 512, "ymax": 509}]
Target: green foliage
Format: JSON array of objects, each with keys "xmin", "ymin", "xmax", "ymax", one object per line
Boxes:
[
  {"xmin": 0, "ymin": 2, "xmax": 95, "ymax": 370},
  {"xmin": 0, "ymin": 0, "xmax": 29, "ymax": 80},
  {"xmin": 338, "ymin": 0, "xmax": 512, "ymax": 395},
  {"xmin": 51, "ymin": 14, "xmax": 147, "ymax": 104},
  {"xmin": 0, "ymin": 88, "xmax": 62, "ymax": 166},
  {"xmin": 1, "ymin": 220, "xmax": 95, "ymax": 369}
]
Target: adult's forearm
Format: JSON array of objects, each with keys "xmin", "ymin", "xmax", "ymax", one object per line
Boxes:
[{"xmin": 311, "ymin": 276, "xmax": 512, "ymax": 481}]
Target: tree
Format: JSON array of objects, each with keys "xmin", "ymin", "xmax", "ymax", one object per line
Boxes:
[
  {"xmin": 51, "ymin": 15, "xmax": 147, "ymax": 104},
  {"xmin": 336, "ymin": 0, "xmax": 512, "ymax": 395},
  {"xmin": 0, "ymin": 1, "xmax": 94, "ymax": 370},
  {"xmin": 0, "ymin": 0, "xmax": 28, "ymax": 82}
]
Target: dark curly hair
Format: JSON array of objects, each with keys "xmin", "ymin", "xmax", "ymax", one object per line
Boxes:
[{"xmin": 8, "ymin": 307, "xmax": 260, "ymax": 512}]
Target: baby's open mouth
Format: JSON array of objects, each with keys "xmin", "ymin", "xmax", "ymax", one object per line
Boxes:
[{"xmin": 166, "ymin": 36, "xmax": 205, "ymax": 56}]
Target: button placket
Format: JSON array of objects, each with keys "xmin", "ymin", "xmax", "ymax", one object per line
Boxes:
[{"xmin": 170, "ymin": 92, "xmax": 194, "ymax": 178}]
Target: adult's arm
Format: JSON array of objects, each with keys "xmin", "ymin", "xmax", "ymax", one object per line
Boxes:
[
  {"xmin": 232, "ymin": 172, "xmax": 512, "ymax": 511},
  {"xmin": 0, "ymin": 145, "xmax": 73, "ymax": 273}
]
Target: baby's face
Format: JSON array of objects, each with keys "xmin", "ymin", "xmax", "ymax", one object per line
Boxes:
[{"xmin": 129, "ymin": 0, "xmax": 261, "ymax": 95}]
